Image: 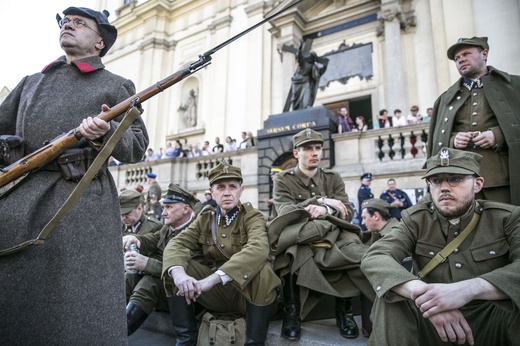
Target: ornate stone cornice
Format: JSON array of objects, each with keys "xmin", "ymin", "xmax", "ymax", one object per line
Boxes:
[
  {"xmin": 377, "ymin": 6, "xmax": 416, "ymax": 36},
  {"xmin": 138, "ymin": 38, "xmax": 177, "ymax": 52},
  {"xmin": 208, "ymin": 15, "xmax": 233, "ymax": 34}
]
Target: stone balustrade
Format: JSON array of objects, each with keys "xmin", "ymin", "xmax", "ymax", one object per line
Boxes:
[{"xmin": 109, "ymin": 123, "xmax": 430, "ymax": 215}]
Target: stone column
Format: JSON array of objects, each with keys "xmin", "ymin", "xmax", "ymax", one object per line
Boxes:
[{"xmin": 378, "ymin": 6, "xmax": 407, "ymax": 115}]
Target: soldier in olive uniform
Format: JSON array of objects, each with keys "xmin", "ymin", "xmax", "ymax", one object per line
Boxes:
[
  {"xmin": 427, "ymin": 37, "xmax": 520, "ymax": 205},
  {"xmin": 359, "ymin": 198, "xmax": 396, "ymax": 246},
  {"xmin": 119, "ymin": 189, "xmax": 163, "ymax": 236},
  {"xmin": 361, "ymin": 147, "xmax": 520, "ymax": 346},
  {"xmin": 122, "ymin": 184, "xmax": 198, "ymax": 335},
  {"xmin": 269, "ymin": 128, "xmax": 375, "ymax": 340},
  {"xmin": 162, "ymin": 161, "xmax": 281, "ymax": 346}
]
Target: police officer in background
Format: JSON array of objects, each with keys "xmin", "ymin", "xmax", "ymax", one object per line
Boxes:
[
  {"xmin": 119, "ymin": 189, "xmax": 162, "ymax": 236},
  {"xmin": 122, "ymin": 184, "xmax": 199, "ymax": 335},
  {"xmin": 357, "ymin": 172, "xmax": 373, "ymax": 230},
  {"xmin": 145, "ymin": 172, "xmax": 163, "ymax": 218},
  {"xmin": 163, "ymin": 161, "xmax": 281, "ymax": 345},
  {"xmin": 361, "ymin": 147, "xmax": 520, "ymax": 345}
]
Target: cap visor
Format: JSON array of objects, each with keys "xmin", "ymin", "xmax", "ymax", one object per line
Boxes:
[{"xmin": 422, "ymin": 166, "xmax": 478, "ymax": 179}]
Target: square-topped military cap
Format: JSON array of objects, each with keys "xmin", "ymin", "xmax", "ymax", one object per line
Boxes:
[
  {"xmin": 361, "ymin": 198, "xmax": 391, "ymax": 215},
  {"xmin": 423, "ymin": 147, "xmax": 482, "ymax": 178},
  {"xmin": 119, "ymin": 190, "xmax": 143, "ymax": 214},
  {"xmin": 160, "ymin": 183, "xmax": 199, "ymax": 209},
  {"xmin": 293, "ymin": 128, "xmax": 323, "ymax": 148},
  {"xmin": 447, "ymin": 36, "xmax": 489, "ymax": 60},
  {"xmin": 208, "ymin": 161, "xmax": 243, "ymax": 186}
]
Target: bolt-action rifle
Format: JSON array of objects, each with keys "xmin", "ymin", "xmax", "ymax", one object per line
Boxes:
[{"xmin": 0, "ymin": 0, "xmax": 302, "ymax": 195}]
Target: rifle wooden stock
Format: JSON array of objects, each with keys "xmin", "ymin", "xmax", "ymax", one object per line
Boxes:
[
  {"xmin": 0, "ymin": 62, "xmax": 208, "ymax": 189},
  {"xmin": 0, "ymin": 0, "xmax": 303, "ymax": 190}
]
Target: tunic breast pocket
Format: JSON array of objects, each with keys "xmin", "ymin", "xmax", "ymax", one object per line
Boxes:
[
  {"xmin": 230, "ymin": 227, "xmax": 247, "ymax": 252},
  {"xmin": 415, "ymin": 241, "xmax": 446, "ymax": 276},
  {"xmin": 470, "ymin": 238, "xmax": 510, "ymax": 274},
  {"xmin": 198, "ymin": 234, "xmax": 214, "ymax": 254}
]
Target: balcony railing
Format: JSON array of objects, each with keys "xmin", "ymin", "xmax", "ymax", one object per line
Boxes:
[{"xmin": 109, "ymin": 123, "xmax": 430, "ymax": 210}]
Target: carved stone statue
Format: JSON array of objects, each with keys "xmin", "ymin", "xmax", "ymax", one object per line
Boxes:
[
  {"xmin": 179, "ymin": 88, "xmax": 198, "ymax": 127},
  {"xmin": 285, "ymin": 39, "xmax": 329, "ymax": 111}
]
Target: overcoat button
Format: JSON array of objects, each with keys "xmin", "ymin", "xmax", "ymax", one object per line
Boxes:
[
  {"xmin": 455, "ymin": 263, "xmax": 462, "ymax": 269},
  {"xmin": 489, "ymin": 250, "xmax": 496, "ymax": 255},
  {"xmin": 376, "ymin": 286, "xmax": 381, "ymax": 292}
]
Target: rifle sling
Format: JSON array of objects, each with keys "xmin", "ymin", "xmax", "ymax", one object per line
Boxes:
[
  {"xmin": 0, "ymin": 106, "xmax": 141, "ymax": 257},
  {"xmin": 417, "ymin": 202, "xmax": 481, "ymax": 279}
]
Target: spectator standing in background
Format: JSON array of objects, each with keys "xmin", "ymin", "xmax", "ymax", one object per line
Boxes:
[
  {"xmin": 337, "ymin": 106, "xmax": 354, "ymax": 133},
  {"xmin": 407, "ymin": 105, "xmax": 423, "ymax": 125},
  {"xmin": 212, "ymin": 137, "xmax": 224, "ymax": 153},
  {"xmin": 393, "ymin": 109, "xmax": 407, "ymax": 127}
]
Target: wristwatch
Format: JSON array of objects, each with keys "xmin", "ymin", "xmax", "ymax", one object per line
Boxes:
[{"xmin": 317, "ymin": 197, "xmax": 325, "ymax": 204}]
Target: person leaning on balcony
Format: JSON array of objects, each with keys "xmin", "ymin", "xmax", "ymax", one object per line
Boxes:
[
  {"xmin": 268, "ymin": 128, "xmax": 375, "ymax": 341},
  {"xmin": 162, "ymin": 161, "xmax": 281, "ymax": 345},
  {"xmin": 427, "ymin": 36, "xmax": 520, "ymax": 205},
  {"xmin": 377, "ymin": 109, "xmax": 393, "ymax": 128},
  {"xmin": 361, "ymin": 147, "xmax": 520, "ymax": 346},
  {"xmin": 352, "ymin": 115, "xmax": 368, "ymax": 132},
  {"xmin": 393, "ymin": 109, "xmax": 408, "ymax": 128}
]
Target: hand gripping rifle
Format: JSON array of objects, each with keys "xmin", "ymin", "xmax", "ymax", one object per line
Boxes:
[{"xmin": 0, "ymin": 0, "xmax": 302, "ymax": 194}]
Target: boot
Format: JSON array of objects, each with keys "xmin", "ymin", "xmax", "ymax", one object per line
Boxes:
[
  {"xmin": 335, "ymin": 297, "xmax": 359, "ymax": 339},
  {"xmin": 126, "ymin": 302, "xmax": 149, "ymax": 336},
  {"xmin": 244, "ymin": 301, "xmax": 273, "ymax": 346},
  {"xmin": 281, "ymin": 274, "xmax": 301, "ymax": 340},
  {"xmin": 167, "ymin": 296, "xmax": 198, "ymax": 346},
  {"xmin": 360, "ymin": 294, "xmax": 373, "ymax": 337}
]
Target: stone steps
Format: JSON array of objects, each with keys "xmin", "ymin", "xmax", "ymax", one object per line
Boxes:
[{"xmin": 136, "ymin": 311, "xmax": 368, "ymax": 346}]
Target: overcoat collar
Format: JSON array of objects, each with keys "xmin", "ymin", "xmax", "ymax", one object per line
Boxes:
[{"xmin": 42, "ymin": 55, "xmax": 105, "ymax": 74}]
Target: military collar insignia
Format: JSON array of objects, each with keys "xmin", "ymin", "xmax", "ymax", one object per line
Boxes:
[
  {"xmin": 217, "ymin": 206, "xmax": 240, "ymax": 227},
  {"xmin": 440, "ymin": 149, "xmax": 449, "ymax": 166},
  {"xmin": 462, "ymin": 77, "xmax": 484, "ymax": 91}
]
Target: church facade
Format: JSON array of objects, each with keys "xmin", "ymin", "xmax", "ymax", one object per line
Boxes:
[{"xmin": 97, "ymin": 0, "xmax": 519, "ymax": 212}]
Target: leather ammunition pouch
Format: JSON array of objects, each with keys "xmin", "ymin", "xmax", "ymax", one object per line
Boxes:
[
  {"xmin": 0, "ymin": 135, "xmax": 25, "ymax": 167},
  {"xmin": 58, "ymin": 147, "xmax": 106, "ymax": 181}
]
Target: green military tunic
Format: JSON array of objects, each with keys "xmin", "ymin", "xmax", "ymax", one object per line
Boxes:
[
  {"xmin": 121, "ymin": 213, "xmax": 162, "ymax": 236},
  {"xmin": 162, "ymin": 203, "xmax": 281, "ymax": 314},
  {"xmin": 270, "ymin": 166, "xmax": 374, "ymax": 319},
  {"xmin": 361, "ymin": 200, "xmax": 520, "ymax": 345},
  {"xmin": 126, "ymin": 218, "xmax": 192, "ymax": 313}
]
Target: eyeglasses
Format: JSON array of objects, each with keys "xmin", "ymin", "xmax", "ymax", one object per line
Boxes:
[
  {"xmin": 58, "ymin": 17, "xmax": 101, "ymax": 36},
  {"xmin": 426, "ymin": 175, "xmax": 472, "ymax": 187}
]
